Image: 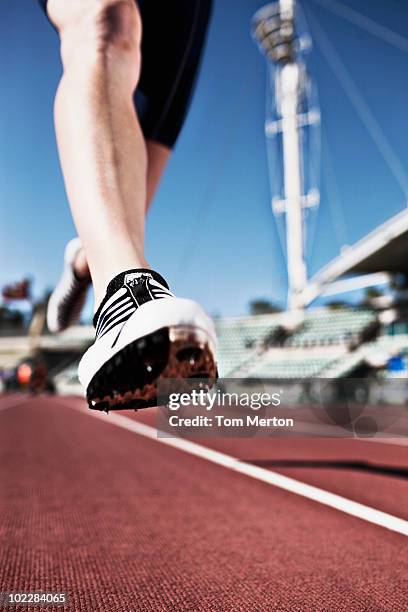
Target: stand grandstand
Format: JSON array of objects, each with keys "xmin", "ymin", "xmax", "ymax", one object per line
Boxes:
[{"xmin": 1, "ymin": 301, "xmax": 407, "ymax": 397}]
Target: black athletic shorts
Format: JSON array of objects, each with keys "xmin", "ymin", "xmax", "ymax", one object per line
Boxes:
[{"xmin": 38, "ymin": 0, "xmax": 213, "ymax": 148}]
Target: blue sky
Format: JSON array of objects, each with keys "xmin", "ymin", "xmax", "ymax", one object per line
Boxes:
[{"xmin": 0, "ymin": 0, "xmax": 407, "ymax": 319}]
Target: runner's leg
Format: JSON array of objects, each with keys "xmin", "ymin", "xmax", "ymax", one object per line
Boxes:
[
  {"xmin": 47, "ymin": 0, "xmax": 147, "ymax": 307},
  {"xmin": 73, "ymin": 140, "xmax": 171, "ymax": 279}
]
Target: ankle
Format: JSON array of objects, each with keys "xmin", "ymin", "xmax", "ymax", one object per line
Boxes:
[
  {"xmin": 93, "ymin": 267, "xmax": 170, "ymax": 327},
  {"xmin": 92, "ymin": 261, "xmax": 151, "ymax": 310}
]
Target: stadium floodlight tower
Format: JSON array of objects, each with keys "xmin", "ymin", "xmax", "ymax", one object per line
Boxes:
[{"xmin": 252, "ymin": 0, "xmax": 319, "ymax": 316}]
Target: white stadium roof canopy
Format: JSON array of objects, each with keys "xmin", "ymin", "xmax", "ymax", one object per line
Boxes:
[{"xmin": 302, "ymin": 208, "xmax": 408, "ymax": 305}]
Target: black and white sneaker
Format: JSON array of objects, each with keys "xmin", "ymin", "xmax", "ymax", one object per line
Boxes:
[
  {"xmin": 78, "ymin": 269, "xmax": 218, "ymax": 411},
  {"xmin": 47, "ymin": 238, "xmax": 90, "ymax": 333}
]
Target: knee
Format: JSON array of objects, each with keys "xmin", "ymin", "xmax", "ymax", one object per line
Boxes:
[{"xmin": 49, "ymin": 0, "xmax": 142, "ymax": 67}]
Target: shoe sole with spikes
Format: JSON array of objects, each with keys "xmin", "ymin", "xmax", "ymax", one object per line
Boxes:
[
  {"xmin": 79, "ymin": 296, "xmax": 218, "ymax": 411},
  {"xmin": 85, "ymin": 325, "xmax": 217, "ymax": 411}
]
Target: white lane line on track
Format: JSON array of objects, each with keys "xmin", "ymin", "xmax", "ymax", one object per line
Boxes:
[{"xmin": 61, "ymin": 400, "xmax": 408, "ymax": 537}]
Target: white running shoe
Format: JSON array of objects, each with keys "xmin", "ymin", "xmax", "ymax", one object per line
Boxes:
[
  {"xmin": 47, "ymin": 238, "xmax": 90, "ymax": 333},
  {"xmin": 78, "ymin": 269, "xmax": 218, "ymax": 411}
]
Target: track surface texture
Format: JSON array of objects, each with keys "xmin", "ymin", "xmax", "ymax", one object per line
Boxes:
[{"xmin": 0, "ymin": 395, "xmax": 407, "ymax": 611}]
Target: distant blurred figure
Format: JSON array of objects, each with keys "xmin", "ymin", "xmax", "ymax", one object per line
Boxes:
[
  {"xmin": 17, "ymin": 362, "xmax": 32, "ymax": 388},
  {"xmin": 2, "ymin": 278, "xmax": 31, "ymax": 302}
]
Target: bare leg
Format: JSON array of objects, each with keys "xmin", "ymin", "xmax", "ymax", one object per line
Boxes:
[
  {"xmin": 48, "ymin": 0, "xmax": 148, "ymax": 306},
  {"xmin": 74, "ymin": 140, "xmax": 171, "ymax": 279}
]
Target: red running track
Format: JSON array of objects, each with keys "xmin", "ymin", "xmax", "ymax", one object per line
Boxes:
[{"xmin": 0, "ymin": 395, "xmax": 407, "ymax": 611}]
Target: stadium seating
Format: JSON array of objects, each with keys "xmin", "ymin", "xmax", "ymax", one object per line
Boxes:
[
  {"xmin": 367, "ymin": 333, "xmax": 408, "ymax": 353},
  {"xmin": 285, "ymin": 308, "xmax": 376, "ymax": 347},
  {"xmin": 0, "ymin": 336, "xmax": 31, "ymax": 373},
  {"xmin": 214, "ymin": 308, "xmax": 377, "ymax": 378},
  {"xmin": 244, "ymin": 352, "xmax": 338, "ymax": 379},
  {"xmin": 215, "ymin": 314, "xmax": 282, "ymax": 376},
  {"xmin": 322, "ymin": 333, "xmax": 408, "ymax": 378},
  {"xmin": 0, "ymin": 308, "xmax": 384, "ymax": 387}
]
